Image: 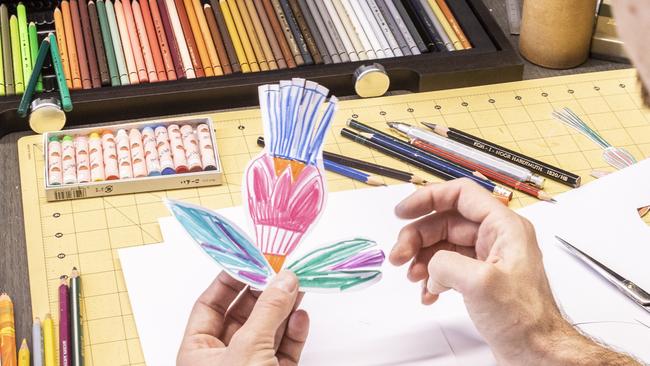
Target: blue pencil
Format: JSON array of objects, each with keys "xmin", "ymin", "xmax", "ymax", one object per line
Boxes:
[{"xmin": 324, "ymin": 159, "xmax": 385, "ymax": 186}]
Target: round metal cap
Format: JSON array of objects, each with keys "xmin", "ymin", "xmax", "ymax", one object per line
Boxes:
[
  {"xmin": 529, "ymin": 174, "xmax": 545, "ymax": 189},
  {"xmin": 354, "ymin": 64, "xmax": 390, "ymax": 98},
  {"xmin": 29, "ymin": 97, "xmax": 66, "ymax": 134}
]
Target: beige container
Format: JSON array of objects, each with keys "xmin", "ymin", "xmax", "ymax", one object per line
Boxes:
[{"xmin": 519, "ymin": 0, "xmax": 598, "ymax": 69}]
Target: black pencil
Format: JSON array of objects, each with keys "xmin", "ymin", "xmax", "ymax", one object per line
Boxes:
[
  {"xmin": 421, "ymin": 122, "xmax": 581, "ymax": 187},
  {"xmin": 256, "ymin": 136, "xmax": 427, "ymax": 184},
  {"xmin": 401, "ymin": 0, "xmax": 444, "ymax": 52}
]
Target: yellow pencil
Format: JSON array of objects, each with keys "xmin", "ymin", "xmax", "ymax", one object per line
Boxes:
[
  {"xmin": 18, "ymin": 339, "xmax": 29, "ymax": 366},
  {"xmin": 43, "ymin": 314, "xmax": 56, "ymax": 366},
  {"xmin": 218, "ymin": 0, "xmax": 250, "ymax": 73},
  {"xmin": 427, "ymin": 0, "xmax": 463, "ymax": 50},
  {"xmin": 225, "ymin": 0, "xmax": 259, "ymax": 72}
]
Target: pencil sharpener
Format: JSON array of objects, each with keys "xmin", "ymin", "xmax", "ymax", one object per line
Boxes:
[
  {"xmin": 29, "ymin": 97, "xmax": 66, "ymax": 134},
  {"xmin": 354, "ymin": 64, "xmax": 391, "ymax": 98}
]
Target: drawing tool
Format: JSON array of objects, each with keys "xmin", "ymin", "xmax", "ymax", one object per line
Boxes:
[
  {"xmin": 32, "ymin": 318, "xmax": 43, "ymax": 366},
  {"xmin": 294, "ymin": 0, "xmax": 330, "ymax": 64},
  {"xmin": 70, "ymin": 268, "xmax": 84, "ymax": 366},
  {"xmin": 61, "ymin": 1, "xmax": 82, "ymax": 88},
  {"xmin": 303, "ymin": 0, "xmax": 341, "ymax": 63},
  {"xmin": 250, "ymin": 1, "xmax": 287, "ymax": 69},
  {"xmin": 49, "ymin": 33, "xmax": 74, "ymax": 111},
  {"xmin": 183, "ymin": 0, "xmax": 214, "ymax": 76},
  {"xmin": 383, "ymin": 0, "xmax": 420, "ymax": 55},
  {"xmin": 235, "ymin": 0, "xmax": 268, "ymax": 71},
  {"xmin": 53, "ymin": 7, "xmax": 72, "ymax": 88},
  {"xmin": 203, "ymin": 4, "xmax": 233, "ymax": 73},
  {"xmin": 209, "ymin": 0, "xmax": 242, "ymax": 72},
  {"xmin": 88, "ymin": 1, "xmax": 113, "ymax": 85},
  {"xmin": 243, "ymin": 0, "xmax": 277, "ymax": 70},
  {"xmin": 171, "ymin": 0, "xmax": 202, "ymax": 77},
  {"xmin": 359, "ymin": 0, "xmax": 395, "ymax": 58},
  {"xmin": 121, "ymin": 0, "xmax": 148, "ymax": 82},
  {"xmin": 17, "ymin": 340, "xmax": 28, "ymax": 366},
  {"xmin": 139, "ymin": 0, "xmax": 167, "ymax": 81},
  {"xmin": 0, "ymin": 29, "xmax": 3, "ymax": 96},
  {"xmin": 0, "ymin": 293, "xmax": 16, "ymax": 366},
  {"xmin": 402, "ymin": 0, "xmax": 441, "ymax": 51},
  {"xmin": 148, "ymin": 0, "xmax": 177, "ymax": 80},
  {"xmin": 390, "ymin": 0, "xmax": 427, "ymax": 53},
  {"xmin": 322, "ymin": 0, "xmax": 358, "ymax": 61},
  {"xmin": 311, "ymin": 0, "xmax": 348, "ymax": 62},
  {"xmin": 17, "ymin": 3, "xmax": 32, "ymax": 90},
  {"xmin": 59, "ymin": 276, "xmax": 71, "ymax": 366},
  {"xmin": 225, "ymin": 0, "xmax": 259, "ymax": 71},
  {"xmin": 270, "ymin": 0, "xmax": 305, "ymax": 65},
  {"xmin": 193, "ymin": 0, "xmax": 223, "ymax": 75},
  {"xmin": 28, "ymin": 22, "xmax": 43, "ymax": 92},
  {"xmin": 155, "ymin": 0, "xmax": 185, "ymax": 78},
  {"xmin": 42, "ymin": 314, "xmax": 55, "ymax": 366},
  {"xmin": 78, "ymin": 0, "xmax": 102, "ymax": 87},
  {"xmin": 339, "ymin": 0, "xmax": 376, "ymax": 60},
  {"xmin": 105, "ymin": 0, "xmax": 131, "ymax": 84},
  {"xmin": 435, "ymin": 0, "xmax": 471, "ymax": 49},
  {"xmin": 367, "ymin": 0, "xmax": 403, "ymax": 56},
  {"xmin": 96, "ymin": 0, "xmax": 121, "ymax": 85},
  {"xmin": 18, "ymin": 36, "xmax": 50, "ymax": 118},
  {"xmin": 219, "ymin": 0, "xmax": 251, "ymax": 72},
  {"xmin": 115, "ymin": 0, "xmax": 140, "ymax": 83},
  {"xmin": 1, "ymin": 4, "xmax": 14, "ymax": 95},
  {"xmin": 258, "ymin": 0, "xmax": 295, "ymax": 67},
  {"xmin": 348, "ymin": 0, "xmax": 385, "ymax": 59},
  {"xmin": 427, "ymin": 0, "xmax": 461, "ymax": 50},
  {"xmin": 505, "ymin": 0, "xmax": 522, "ymax": 35},
  {"xmin": 287, "ymin": 0, "xmax": 322, "ymax": 64},
  {"xmin": 132, "ymin": 0, "xmax": 159, "ymax": 81},
  {"xmin": 417, "ymin": 0, "xmax": 453, "ymax": 51},
  {"xmin": 375, "ymin": 0, "xmax": 410, "ymax": 56},
  {"xmin": 278, "ymin": 0, "xmax": 313, "ymax": 65},
  {"xmin": 10, "ymin": 15, "xmax": 25, "ymax": 94},
  {"xmin": 325, "ymin": 159, "xmax": 386, "ymax": 186},
  {"xmin": 421, "ymin": 122, "xmax": 581, "ymax": 187},
  {"xmin": 70, "ymin": 0, "xmax": 93, "ymax": 88}
]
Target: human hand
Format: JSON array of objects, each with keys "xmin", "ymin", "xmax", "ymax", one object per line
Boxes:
[{"xmin": 177, "ymin": 270, "xmax": 309, "ymax": 366}]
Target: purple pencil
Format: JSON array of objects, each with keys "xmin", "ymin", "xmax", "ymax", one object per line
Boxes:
[
  {"xmin": 156, "ymin": 0, "xmax": 185, "ymax": 79},
  {"xmin": 59, "ymin": 276, "xmax": 72, "ymax": 366}
]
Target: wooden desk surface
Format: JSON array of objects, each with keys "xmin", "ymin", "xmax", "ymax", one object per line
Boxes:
[{"xmin": 0, "ymin": 0, "xmax": 631, "ymax": 350}]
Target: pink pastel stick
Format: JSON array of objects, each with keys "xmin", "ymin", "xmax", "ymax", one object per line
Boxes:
[
  {"xmin": 101, "ymin": 131, "xmax": 120, "ymax": 180},
  {"xmin": 129, "ymin": 128, "xmax": 148, "ymax": 177},
  {"xmin": 167, "ymin": 124, "xmax": 188, "ymax": 173},
  {"xmin": 154, "ymin": 126, "xmax": 175, "ymax": 174},
  {"xmin": 61, "ymin": 135, "xmax": 77, "ymax": 184},
  {"xmin": 142, "ymin": 127, "xmax": 162, "ymax": 175},
  {"xmin": 74, "ymin": 135, "xmax": 91, "ymax": 183},
  {"xmin": 196, "ymin": 124, "xmax": 217, "ymax": 170},
  {"xmin": 116, "ymin": 129, "xmax": 134, "ymax": 179},
  {"xmin": 180, "ymin": 125, "xmax": 202, "ymax": 172},
  {"xmin": 48, "ymin": 137, "xmax": 63, "ymax": 185},
  {"xmin": 88, "ymin": 133, "xmax": 105, "ymax": 181}
]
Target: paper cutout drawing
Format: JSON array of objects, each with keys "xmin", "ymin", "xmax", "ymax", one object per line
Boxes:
[{"xmin": 166, "ymin": 79, "xmax": 385, "ymax": 292}]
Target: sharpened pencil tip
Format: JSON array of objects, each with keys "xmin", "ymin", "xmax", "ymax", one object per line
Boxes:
[{"xmin": 549, "ymin": 198, "xmax": 558, "ymax": 203}]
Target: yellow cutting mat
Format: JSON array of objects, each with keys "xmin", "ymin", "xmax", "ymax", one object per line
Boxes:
[{"xmin": 18, "ymin": 69, "xmax": 650, "ymax": 366}]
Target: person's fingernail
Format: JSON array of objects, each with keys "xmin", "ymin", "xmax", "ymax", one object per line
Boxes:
[
  {"xmin": 426, "ymin": 277, "xmax": 435, "ymax": 294},
  {"xmin": 271, "ymin": 270, "xmax": 298, "ymax": 293}
]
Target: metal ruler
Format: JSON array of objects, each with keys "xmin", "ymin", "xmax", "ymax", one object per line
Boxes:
[{"xmin": 506, "ymin": 0, "xmax": 523, "ymax": 35}]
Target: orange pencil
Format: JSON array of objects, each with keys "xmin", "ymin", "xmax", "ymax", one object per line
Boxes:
[
  {"xmin": 53, "ymin": 7, "xmax": 72, "ymax": 88},
  {"xmin": 0, "ymin": 293, "xmax": 17, "ymax": 366},
  {"xmin": 122, "ymin": 0, "xmax": 149, "ymax": 82},
  {"xmin": 61, "ymin": 0, "xmax": 82, "ymax": 89},
  {"xmin": 132, "ymin": 0, "xmax": 158, "ymax": 81},
  {"xmin": 114, "ymin": 0, "xmax": 140, "ymax": 84},
  {"xmin": 183, "ymin": 0, "xmax": 213, "ymax": 76},
  {"xmin": 192, "ymin": 0, "xmax": 222, "ymax": 75},
  {"xmin": 148, "ymin": 0, "xmax": 177, "ymax": 80},
  {"xmin": 138, "ymin": 0, "xmax": 167, "ymax": 80}
]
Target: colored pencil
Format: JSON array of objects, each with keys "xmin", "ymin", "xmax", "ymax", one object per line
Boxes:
[
  {"xmin": 1, "ymin": 4, "xmax": 14, "ymax": 95},
  {"xmin": 390, "ymin": 0, "xmax": 427, "ymax": 53},
  {"xmin": 383, "ymin": 0, "xmax": 422, "ymax": 55},
  {"xmin": 253, "ymin": 0, "xmax": 288, "ymax": 68},
  {"xmin": 49, "ymin": 33, "xmax": 74, "ymax": 111},
  {"xmin": 347, "ymin": 0, "xmax": 384, "ymax": 59},
  {"xmin": 435, "ymin": 0, "xmax": 471, "ymax": 49},
  {"xmin": 0, "ymin": 293, "xmax": 17, "ymax": 366},
  {"xmin": 17, "ymin": 340, "xmax": 29, "ymax": 366},
  {"xmin": 0, "ymin": 19, "xmax": 5, "ymax": 96},
  {"xmin": 236, "ymin": 0, "xmax": 268, "ymax": 71},
  {"xmin": 78, "ymin": 0, "xmax": 103, "ymax": 87},
  {"xmin": 115, "ymin": 0, "xmax": 140, "ymax": 83},
  {"xmin": 174, "ymin": 0, "xmax": 205, "ymax": 77},
  {"xmin": 105, "ymin": 0, "xmax": 131, "ymax": 84},
  {"xmin": 122, "ymin": 0, "xmax": 149, "ymax": 82},
  {"xmin": 28, "ymin": 22, "xmax": 44, "ymax": 91},
  {"xmin": 402, "ymin": 0, "xmax": 443, "ymax": 51},
  {"xmin": 418, "ymin": 0, "xmax": 453, "ymax": 51},
  {"xmin": 305, "ymin": 0, "xmax": 342, "ymax": 62},
  {"xmin": 219, "ymin": 0, "xmax": 251, "ymax": 72},
  {"xmin": 325, "ymin": 159, "xmax": 386, "ymax": 186},
  {"xmin": 61, "ymin": 1, "xmax": 83, "ymax": 88},
  {"xmin": 288, "ymin": 0, "xmax": 323, "ymax": 64},
  {"xmin": 17, "ymin": 3, "xmax": 32, "ymax": 90},
  {"xmin": 96, "ymin": 0, "xmax": 121, "ymax": 85},
  {"xmin": 367, "ymin": 0, "xmax": 403, "ymax": 56},
  {"xmin": 321, "ymin": 0, "xmax": 357, "ymax": 61},
  {"xmin": 358, "ymin": 0, "xmax": 394, "ymax": 58},
  {"xmin": 70, "ymin": 0, "xmax": 93, "ymax": 88},
  {"xmin": 279, "ymin": 0, "xmax": 313, "ymax": 65},
  {"xmin": 339, "ymin": 0, "xmax": 375, "ymax": 60},
  {"xmin": 203, "ymin": 3, "xmax": 233, "ymax": 74},
  {"xmin": 53, "ymin": 7, "xmax": 72, "ymax": 88},
  {"xmin": 421, "ymin": 122, "xmax": 582, "ymax": 187},
  {"xmin": 241, "ymin": 0, "xmax": 274, "ymax": 70},
  {"xmin": 312, "ymin": 0, "xmax": 350, "ymax": 61},
  {"xmin": 155, "ymin": 0, "xmax": 185, "ymax": 78},
  {"xmin": 33, "ymin": 318, "xmax": 43, "ymax": 366},
  {"xmin": 10, "ymin": 15, "xmax": 24, "ymax": 94},
  {"xmin": 375, "ymin": 0, "xmax": 411, "ymax": 55},
  {"xmin": 42, "ymin": 314, "xmax": 55, "ymax": 366},
  {"xmin": 139, "ymin": 0, "xmax": 167, "ymax": 80},
  {"xmin": 427, "ymin": 0, "xmax": 461, "ymax": 50},
  {"xmin": 226, "ymin": 0, "xmax": 259, "ymax": 71},
  {"xmin": 132, "ymin": 0, "xmax": 159, "ymax": 81},
  {"xmin": 183, "ymin": 0, "xmax": 214, "ymax": 76},
  {"xmin": 59, "ymin": 276, "xmax": 71, "ymax": 366},
  {"xmin": 261, "ymin": 0, "xmax": 296, "ymax": 67},
  {"xmin": 270, "ymin": 0, "xmax": 304, "ymax": 65},
  {"xmin": 18, "ymin": 36, "xmax": 50, "ymax": 117},
  {"xmin": 330, "ymin": 0, "xmax": 368, "ymax": 60},
  {"xmin": 70, "ymin": 268, "xmax": 84, "ymax": 366},
  {"xmin": 88, "ymin": 1, "xmax": 112, "ymax": 85},
  {"xmin": 193, "ymin": 0, "xmax": 222, "ymax": 75},
  {"xmin": 209, "ymin": 0, "xmax": 242, "ymax": 72}
]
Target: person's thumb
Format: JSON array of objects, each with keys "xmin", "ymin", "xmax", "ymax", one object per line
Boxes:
[
  {"xmin": 427, "ymin": 250, "xmax": 491, "ymax": 295},
  {"xmin": 239, "ymin": 270, "xmax": 300, "ymax": 339}
]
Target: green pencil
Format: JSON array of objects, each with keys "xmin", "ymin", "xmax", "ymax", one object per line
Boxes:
[
  {"xmin": 48, "ymin": 33, "xmax": 73, "ymax": 112},
  {"xmin": 10, "ymin": 15, "xmax": 24, "ymax": 94},
  {"xmin": 28, "ymin": 22, "xmax": 43, "ymax": 92},
  {"xmin": 96, "ymin": 0, "xmax": 120, "ymax": 86},
  {"xmin": 18, "ymin": 36, "xmax": 50, "ymax": 117},
  {"xmin": 70, "ymin": 268, "xmax": 84, "ymax": 366},
  {"xmin": 17, "ymin": 3, "xmax": 32, "ymax": 90},
  {"xmin": 105, "ymin": 0, "xmax": 129, "ymax": 85},
  {"xmin": 0, "ymin": 20, "xmax": 4, "ymax": 96},
  {"xmin": 1, "ymin": 4, "xmax": 14, "ymax": 95}
]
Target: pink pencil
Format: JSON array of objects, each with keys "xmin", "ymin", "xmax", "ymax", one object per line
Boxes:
[
  {"xmin": 114, "ymin": 0, "xmax": 140, "ymax": 84},
  {"xmin": 121, "ymin": 0, "xmax": 149, "ymax": 82},
  {"xmin": 132, "ymin": 0, "xmax": 158, "ymax": 82}
]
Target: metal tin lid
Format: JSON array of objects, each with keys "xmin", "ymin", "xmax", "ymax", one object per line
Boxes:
[
  {"xmin": 29, "ymin": 97, "xmax": 66, "ymax": 134},
  {"xmin": 354, "ymin": 64, "xmax": 390, "ymax": 98}
]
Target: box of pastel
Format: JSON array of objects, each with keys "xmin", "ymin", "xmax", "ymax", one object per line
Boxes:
[
  {"xmin": 43, "ymin": 117, "xmax": 222, "ymax": 201},
  {"xmin": 0, "ymin": 0, "xmax": 522, "ymax": 137}
]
